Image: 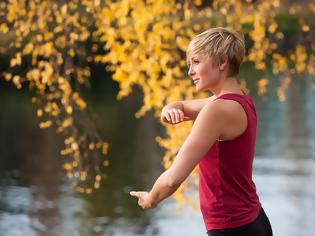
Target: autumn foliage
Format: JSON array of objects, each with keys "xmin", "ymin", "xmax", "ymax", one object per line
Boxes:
[{"xmin": 0, "ymin": 0, "xmax": 314, "ymax": 199}]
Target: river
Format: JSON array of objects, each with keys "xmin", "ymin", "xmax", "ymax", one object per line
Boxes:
[{"xmin": 0, "ymin": 74, "xmax": 314, "ymax": 236}]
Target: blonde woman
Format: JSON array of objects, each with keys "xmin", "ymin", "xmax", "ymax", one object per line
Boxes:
[{"xmin": 130, "ymin": 27, "xmax": 273, "ymax": 236}]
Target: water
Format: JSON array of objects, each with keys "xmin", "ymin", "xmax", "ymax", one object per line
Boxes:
[{"xmin": 0, "ymin": 76, "xmax": 314, "ymax": 236}]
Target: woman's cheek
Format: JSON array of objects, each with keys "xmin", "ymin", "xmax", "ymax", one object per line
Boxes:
[{"xmin": 199, "ymin": 65, "xmax": 208, "ymax": 77}]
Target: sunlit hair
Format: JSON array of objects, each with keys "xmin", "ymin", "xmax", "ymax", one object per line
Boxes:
[{"xmin": 186, "ymin": 27, "xmax": 245, "ymax": 77}]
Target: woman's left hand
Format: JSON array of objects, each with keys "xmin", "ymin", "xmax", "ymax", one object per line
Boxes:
[{"xmin": 130, "ymin": 191, "xmax": 157, "ymax": 209}]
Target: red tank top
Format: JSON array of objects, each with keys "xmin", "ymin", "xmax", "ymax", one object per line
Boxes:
[{"xmin": 198, "ymin": 93, "xmax": 261, "ymax": 230}]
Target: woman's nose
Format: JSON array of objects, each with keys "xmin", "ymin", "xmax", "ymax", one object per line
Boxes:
[{"xmin": 188, "ymin": 67, "xmax": 195, "ymax": 77}]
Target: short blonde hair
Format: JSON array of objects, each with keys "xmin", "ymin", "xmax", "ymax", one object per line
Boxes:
[{"xmin": 186, "ymin": 27, "xmax": 245, "ymax": 77}]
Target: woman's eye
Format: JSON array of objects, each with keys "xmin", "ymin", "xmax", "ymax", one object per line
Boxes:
[{"xmin": 193, "ymin": 60, "xmax": 199, "ymax": 64}]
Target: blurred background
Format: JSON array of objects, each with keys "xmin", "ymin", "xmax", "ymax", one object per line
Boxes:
[
  {"xmin": 1, "ymin": 68, "xmax": 315, "ymax": 236},
  {"xmin": 0, "ymin": 1, "xmax": 314, "ymax": 236}
]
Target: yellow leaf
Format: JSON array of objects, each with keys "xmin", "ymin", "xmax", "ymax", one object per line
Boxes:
[
  {"xmin": 42, "ymin": 42, "xmax": 53, "ymax": 57},
  {"xmin": 56, "ymin": 36, "xmax": 67, "ymax": 48},
  {"xmin": 103, "ymin": 160, "xmax": 110, "ymax": 167},
  {"xmin": 4, "ymin": 73, "xmax": 12, "ymax": 81},
  {"xmin": 63, "ymin": 163, "xmax": 72, "ymax": 171},
  {"xmin": 72, "ymin": 92, "xmax": 87, "ymax": 110},
  {"xmin": 257, "ymin": 78, "xmax": 268, "ymax": 96},
  {"xmin": 89, "ymin": 142, "xmax": 95, "ymax": 150},
  {"xmin": 23, "ymin": 43, "xmax": 34, "ymax": 55},
  {"xmin": 61, "ymin": 4, "xmax": 68, "ymax": 14},
  {"xmin": 37, "ymin": 109, "xmax": 43, "ymax": 117},
  {"xmin": 301, "ymin": 25, "xmax": 310, "ymax": 32},
  {"xmin": 64, "ymin": 137, "xmax": 74, "ymax": 145},
  {"xmin": 80, "ymin": 171, "xmax": 87, "ymax": 181},
  {"xmin": 12, "ymin": 75, "xmax": 22, "ymax": 89},
  {"xmin": 94, "ymin": 182, "xmax": 100, "ymax": 189},
  {"xmin": 39, "ymin": 120, "xmax": 52, "ymax": 129},
  {"xmin": 71, "ymin": 142, "xmax": 78, "ymax": 150},
  {"xmin": 10, "ymin": 53, "xmax": 22, "ymax": 67},
  {"xmin": 102, "ymin": 143, "xmax": 109, "ymax": 155},
  {"xmin": 95, "ymin": 175, "xmax": 101, "ymax": 181},
  {"xmin": 66, "ymin": 106, "xmax": 73, "ymax": 114},
  {"xmin": 85, "ymin": 188, "xmax": 93, "ymax": 194},
  {"xmin": 0, "ymin": 23, "xmax": 9, "ymax": 33},
  {"xmin": 68, "ymin": 48, "xmax": 75, "ymax": 57}
]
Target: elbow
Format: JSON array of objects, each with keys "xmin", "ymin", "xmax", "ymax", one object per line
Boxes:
[
  {"xmin": 167, "ymin": 179, "xmax": 181, "ymax": 189},
  {"xmin": 166, "ymin": 172, "xmax": 182, "ymax": 189}
]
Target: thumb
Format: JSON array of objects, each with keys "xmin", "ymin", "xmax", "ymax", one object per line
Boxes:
[{"xmin": 183, "ymin": 116, "xmax": 191, "ymax": 121}]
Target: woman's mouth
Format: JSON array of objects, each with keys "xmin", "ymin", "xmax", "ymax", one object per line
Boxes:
[{"xmin": 193, "ymin": 79, "xmax": 199, "ymax": 84}]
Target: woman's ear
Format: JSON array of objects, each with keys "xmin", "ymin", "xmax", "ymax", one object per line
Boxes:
[{"xmin": 219, "ymin": 58, "xmax": 228, "ymax": 72}]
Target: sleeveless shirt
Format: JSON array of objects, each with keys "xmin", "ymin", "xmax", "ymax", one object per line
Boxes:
[{"xmin": 198, "ymin": 93, "xmax": 261, "ymax": 230}]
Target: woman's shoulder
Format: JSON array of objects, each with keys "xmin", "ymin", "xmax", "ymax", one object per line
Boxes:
[
  {"xmin": 208, "ymin": 96, "xmax": 244, "ymax": 112},
  {"xmin": 200, "ymin": 97, "xmax": 246, "ymax": 123}
]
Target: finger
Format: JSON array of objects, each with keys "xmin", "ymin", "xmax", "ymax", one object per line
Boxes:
[
  {"xmin": 161, "ymin": 109, "xmax": 171, "ymax": 123},
  {"xmin": 169, "ymin": 110, "xmax": 176, "ymax": 124},
  {"xmin": 131, "ymin": 191, "xmax": 147, "ymax": 197},
  {"xmin": 174, "ymin": 110, "xmax": 180, "ymax": 123},
  {"xmin": 138, "ymin": 199, "xmax": 148, "ymax": 209},
  {"xmin": 178, "ymin": 110, "xmax": 184, "ymax": 122},
  {"xmin": 163, "ymin": 113, "xmax": 171, "ymax": 122}
]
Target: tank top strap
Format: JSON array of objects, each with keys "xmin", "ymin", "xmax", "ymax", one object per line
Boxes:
[{"xmin": 214, "ymin": 92, "xmax": 256, "ymax": 117}]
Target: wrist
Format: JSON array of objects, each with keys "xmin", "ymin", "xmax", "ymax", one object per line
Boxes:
[
  {"xmin": 148, "ymin": 191, "xmax": 158, "ymax": 208},
  {"xmin": 163, "ymin": 104, "xmax": 174, "ymax": 111},
  {"xmin": 164, "ymin": 102, "xmax": 181, "ymax": 112}
]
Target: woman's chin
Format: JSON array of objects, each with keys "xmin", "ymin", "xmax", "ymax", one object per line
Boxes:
[{"xmin": 195, "ymin": 84, "xmax": 205, "ymax": 92}]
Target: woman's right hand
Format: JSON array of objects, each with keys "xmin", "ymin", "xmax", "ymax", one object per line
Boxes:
[{"xmin": 160, "ymin": 107, "xmax": 190, "ymax": 124}]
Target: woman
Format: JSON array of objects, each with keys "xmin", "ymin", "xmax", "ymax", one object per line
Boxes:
[{"xmin": 130, "ymin": 27, "xmax": 273, "ymax": 236}]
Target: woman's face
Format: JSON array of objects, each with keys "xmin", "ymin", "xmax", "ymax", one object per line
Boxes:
[{"xmin": 187, "ymin": 53, "xmax": 220, "ymax": 91}]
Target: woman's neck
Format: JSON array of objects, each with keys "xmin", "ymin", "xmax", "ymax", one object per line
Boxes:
[{"xmin": 210, "ymin": 77, "xmax": 243, "ymax": 97}]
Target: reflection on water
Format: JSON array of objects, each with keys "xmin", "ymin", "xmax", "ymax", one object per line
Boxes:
[
  {"xmin": 0, "ymin": 77, "xmax": 314, "ymax": 236},
  {"xmin": 253, "ymin": 77, "xmax": 315, "ymax": 236}
]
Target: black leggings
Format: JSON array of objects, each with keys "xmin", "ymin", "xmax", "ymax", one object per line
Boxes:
[{"xmin": 207, "ymin": 208, "xmax": 273, "ymax": 236}]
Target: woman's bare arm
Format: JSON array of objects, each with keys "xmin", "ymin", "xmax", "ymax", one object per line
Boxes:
[
  {"xmin": 131, "ymin": 99, "xmax": 230, "ymax": 208},
  {"xmin": 161, "ymin": 96, "xmax": 216, "ymax": 124}
]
